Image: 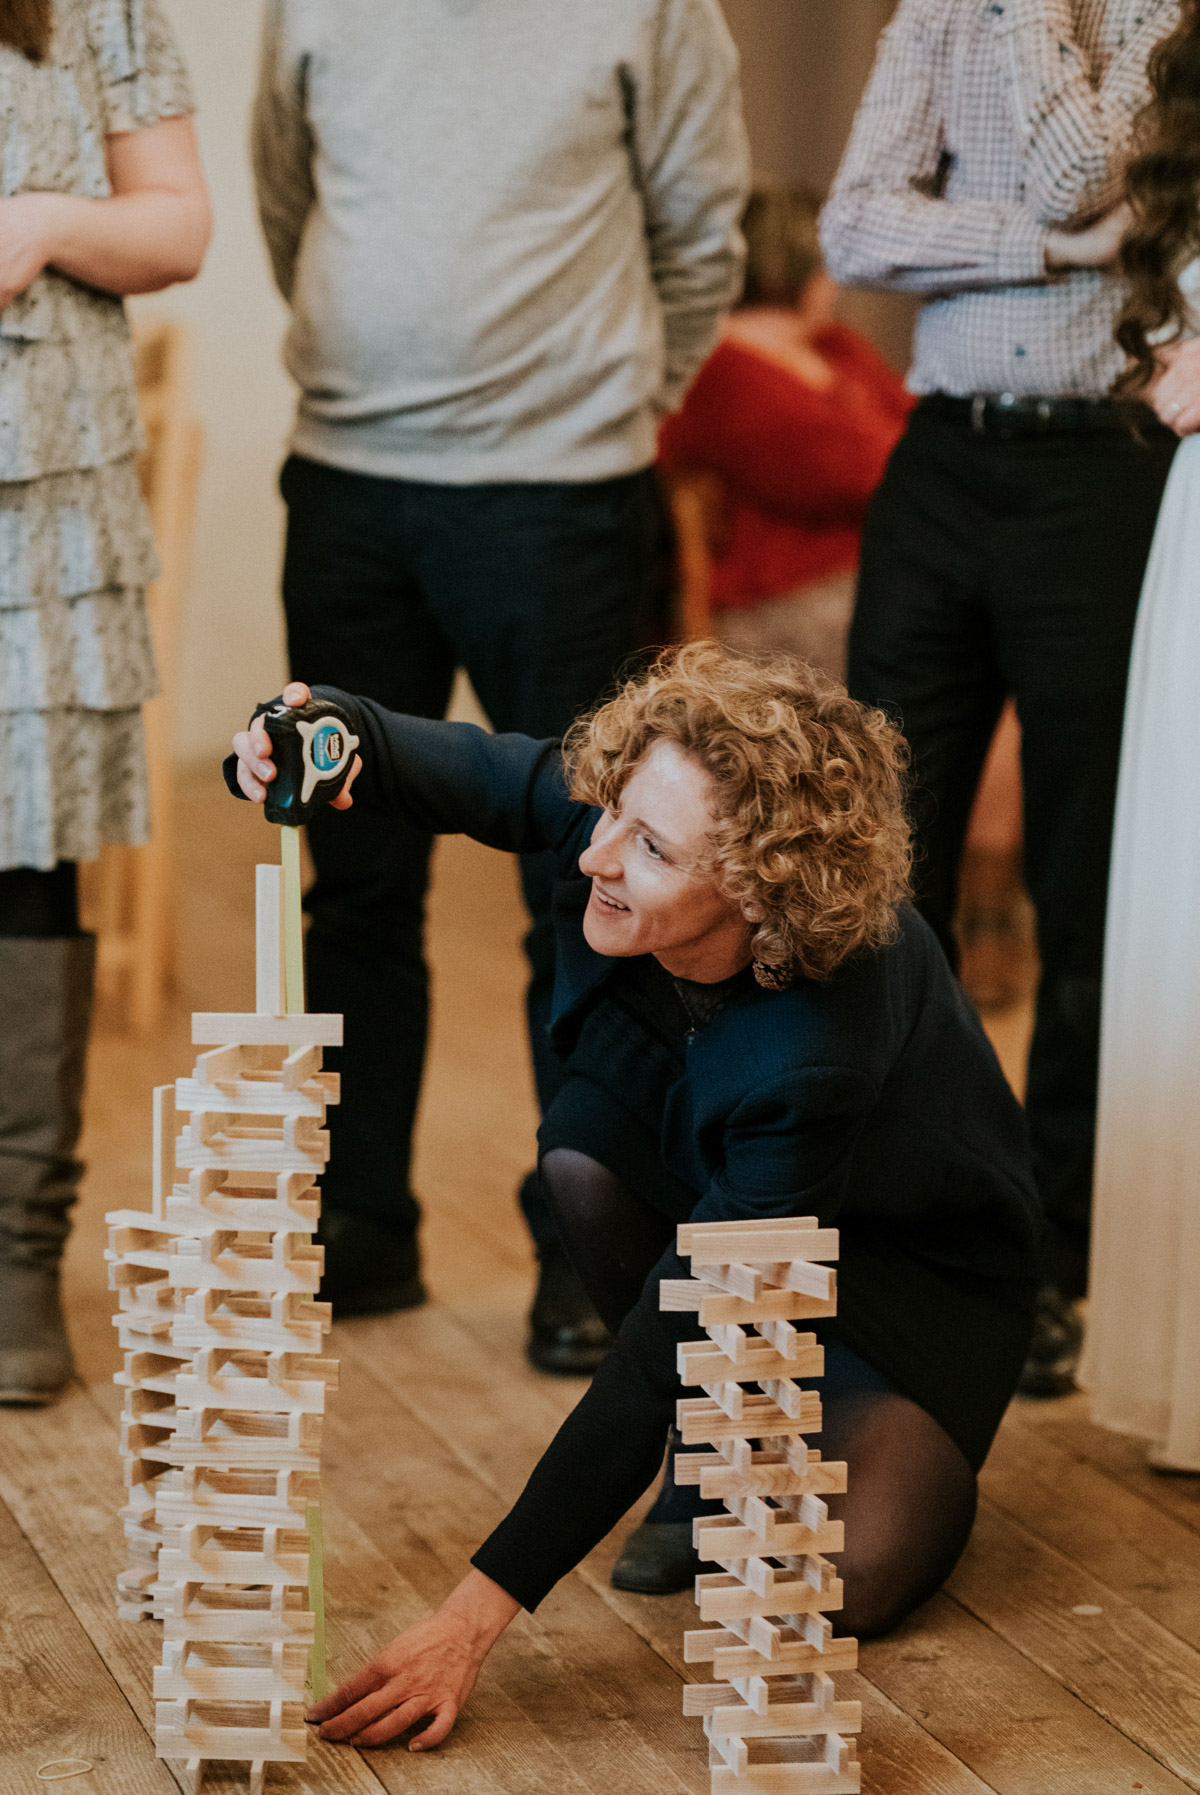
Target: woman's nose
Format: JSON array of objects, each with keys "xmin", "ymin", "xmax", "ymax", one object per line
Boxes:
[{"xmin": 580, "ymin": 831, "xmax": 621, "ymax": 880}]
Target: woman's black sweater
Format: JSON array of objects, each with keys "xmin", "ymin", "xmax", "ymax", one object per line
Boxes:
[{"xmin": 231, "ymin": 693, "xmax": 1041, "ymax": 1610}]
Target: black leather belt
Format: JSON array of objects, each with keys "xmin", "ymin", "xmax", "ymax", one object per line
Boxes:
[{"xmin": 918, "ymin": 391, "xmax": 1155, "ymax": 436}]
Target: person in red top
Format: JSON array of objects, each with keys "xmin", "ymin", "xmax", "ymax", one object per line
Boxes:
[{"xmin": 659, "ymin": 186, "xmax": 913, "ymax": 682}]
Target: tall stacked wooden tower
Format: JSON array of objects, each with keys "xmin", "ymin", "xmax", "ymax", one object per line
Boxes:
[
  {"xmin": 665, "ymin": 1216, "xmax": 862, "ymax": 1795},
  {"xmin": 107, "ymin": 863, "xmax": 340, "ymax": 1794}
]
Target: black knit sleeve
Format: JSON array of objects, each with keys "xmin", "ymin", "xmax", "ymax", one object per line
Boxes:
[{"xmin": 470, "ymin": 1243, "xmax": 698, "ymax": 1611}]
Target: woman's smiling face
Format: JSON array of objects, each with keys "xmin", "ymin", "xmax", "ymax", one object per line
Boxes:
[{"xmin": 578, "ymin": 738, "xmax": 754, "ymax": 982}]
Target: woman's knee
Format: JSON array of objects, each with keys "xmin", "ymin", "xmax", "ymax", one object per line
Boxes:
[{"xmin": 824, "ymin": 1392, "xmax": 978, "ymax": 1638}]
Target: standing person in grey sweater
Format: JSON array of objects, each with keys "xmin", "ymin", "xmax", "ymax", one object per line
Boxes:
[{"xmin": 251, "ymin": 0, "xmax": 749, "ymax": 1371}]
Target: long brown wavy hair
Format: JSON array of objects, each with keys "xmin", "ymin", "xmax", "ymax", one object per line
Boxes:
[
  {"xmin": 0, "ymin": 0, "xmax": 52, "ymax": 61},
  {"xmin": 1115, "ymin": 0, "xmax": 1200, "ymax": 396},
  {"xmin": 563, "ymin": 642, "xmax": 912, "ymax": 987}
]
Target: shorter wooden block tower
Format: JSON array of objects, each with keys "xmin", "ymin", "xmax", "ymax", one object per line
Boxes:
[
  {"xmin": 107, "ymin": 864, "xmax": 341, "ymax": 1794},
  {"xmin": 664, "ymin": 1216, "xmax": 861, "ymax": 1795}
]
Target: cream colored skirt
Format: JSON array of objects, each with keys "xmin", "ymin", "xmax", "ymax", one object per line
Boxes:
[{"xmin": 1082, "ymin": 433, "xmax": 1200, "ymax": 1467}]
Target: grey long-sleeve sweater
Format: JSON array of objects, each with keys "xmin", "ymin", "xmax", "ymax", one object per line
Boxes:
[{"xmin": 251, "ymin": 0, "xmax": 749, "ymax": 484}]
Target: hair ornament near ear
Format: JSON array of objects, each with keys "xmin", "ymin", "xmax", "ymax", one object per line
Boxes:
[{"xmin": 752, "ymin": 957, "xmax": 793, "ymax": 991}]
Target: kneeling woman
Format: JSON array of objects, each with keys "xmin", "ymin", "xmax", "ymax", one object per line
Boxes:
[{"xmin": 230, "ymin": 645, "xmax": 1038, "ymax": 1752}]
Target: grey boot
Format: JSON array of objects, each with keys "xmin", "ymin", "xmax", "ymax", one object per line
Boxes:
[{"xmin": 0, "ymin": 935, "xmax": 95, "ymax": 1403}]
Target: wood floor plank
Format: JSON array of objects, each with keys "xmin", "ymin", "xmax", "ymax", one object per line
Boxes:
[
  {"xmin": 1012, "ymin": 1398, "xmax": 1200, "ymax": 1543},
  {"xmin": 948, "ymin": 1500, "xmax": 1200, "ymax": 1789},
  {"xmin": 0, "ymin": 1493, "xmax": 175, "ymax": 1794},
  {"xmin": 983, "ymin": 1408, "xmax": 1200, "ymax": 1650},
  {"xmin": 865, "ymin": 1590, "xmax": 1190, "ymax": 1795},
  {"xmin": 0, "ymin": 1390, "xmax": 389, "ymax": 1795}
]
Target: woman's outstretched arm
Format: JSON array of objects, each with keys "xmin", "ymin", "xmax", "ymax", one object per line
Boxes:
[
  {"xmin": 229, "ymin": 681, "xmax": 589, "ymax": 861},
  {"xmin": 0, "ymin": 115, "xmax": 210, "ymax": 309}
]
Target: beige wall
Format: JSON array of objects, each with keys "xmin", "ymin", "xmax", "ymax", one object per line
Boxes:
[
  {"xmin": 719, "ymin": 0, "xmax": 917, "ymax": 371},
  {"xmin": 148, "ymin": 1, "xmax": 910, "ymax": 765},
  {"xmin": 131, "ymin": 0, "xmax": 293, "ymax": 767}
]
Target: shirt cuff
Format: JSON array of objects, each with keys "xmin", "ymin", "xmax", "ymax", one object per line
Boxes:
[{"xmin": 996, "ymin": 208, "xmax": 1055, "ymax": 284}]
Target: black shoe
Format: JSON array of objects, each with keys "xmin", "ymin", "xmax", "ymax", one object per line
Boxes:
[
  {"xmin": 527, "ymin": 1241, "xmax": 610, "ymax": 1375},
  {"xmin": 317, "ymin": 1208, "xmax": 427, "ymax": 1318},
  {"xmin": 1017, "ymin": 1284, "xmax": 1083, "ymax": 1398},
  {"xmin": 611, "ymin": 1520, "xmax": 700, "ymax": 1594}
]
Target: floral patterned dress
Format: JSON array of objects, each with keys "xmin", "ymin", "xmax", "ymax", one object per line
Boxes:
[{"xmin": 0, "ymin": 0, "xmax": 193, "ymax": 869}]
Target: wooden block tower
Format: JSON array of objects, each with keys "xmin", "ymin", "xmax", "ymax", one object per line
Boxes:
[
  {"xmin": 663, "ymin": 1216, "xmax": 861, "ymax": 1795},
  {"xmin": 107, "ymin": 862, "xmax": 340, "ymax": 1794}
]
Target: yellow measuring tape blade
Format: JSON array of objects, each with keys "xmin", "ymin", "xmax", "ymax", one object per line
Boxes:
[
  {"xmin": 282, "ymin": 825, "xmax": 326, "ymax": 1698},
  {"xmin": 282, "ymin": 824, "xmax": 306, "ymax": 1015}
]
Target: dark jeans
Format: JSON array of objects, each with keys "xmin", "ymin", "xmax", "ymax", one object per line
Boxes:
[
  {"xmin": 849, "ymin": 402, "xmax": 1176, "ymax": 1298},
  {"xmin": 280, "ymin": 454, "xmax": 661, "ymax": 1243}
]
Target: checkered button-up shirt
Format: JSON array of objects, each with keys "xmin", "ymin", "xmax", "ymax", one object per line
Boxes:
[{"xmin": 821, "ymin": 0, "xmax": 1178, "ymax": 397}]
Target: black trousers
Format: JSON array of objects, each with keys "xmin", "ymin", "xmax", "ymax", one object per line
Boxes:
[
  {"xmin": 280, "ymin": 455, "xmax": 661, "ymax": 1242},
  {"xmin": 849, "ymin": 402, "xmax": 1176, "ymax": 1298}
]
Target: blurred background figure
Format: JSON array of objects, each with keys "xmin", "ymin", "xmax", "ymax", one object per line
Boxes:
[
  {"xmin": 659, "ymin": 186, "xmax": 913, "ymax": 684},
  {"xmin": 822, "ymin": 0, "xmax": 1180, "ymax": 1400},
  {"xmin": 1086, "ymin": 3, "xmax": 1200, "ymax": 1469},
  {"xmin": 0, "ymin": 0, "xmax": 208, "ymax": 1403},
  {"xmin": 251, "ymin": 0, "xmax": 750, "ymax": 1371}
]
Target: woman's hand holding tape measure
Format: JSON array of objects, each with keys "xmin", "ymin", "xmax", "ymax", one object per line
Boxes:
[{"xmin": 232, "ymin": 681, "xmax": 362, "ymax": 820}]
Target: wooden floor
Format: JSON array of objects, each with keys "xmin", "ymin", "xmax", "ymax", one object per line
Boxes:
[{"xmin": 4, "ymin": 774, "xmax": 1200, "ymax": 1795}]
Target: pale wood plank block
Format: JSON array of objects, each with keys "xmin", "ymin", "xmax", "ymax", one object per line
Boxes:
[
  {"xmin": 680, "ymin": 1227, "xmax": 839, "ymax": 1267},
  {"xmin": 255, "ymin": 863, "xmax": 285, "ymax": 1016},
  {"xmin": 175, "ymin": 1076, "xmax": 332, "ymax": 1118},
  {"xmin": 152, "ymin": 1085, "xmax": 176, "ymax": 1220},
  {"xmin": 679, "ymin": 1339, "xmax": 824, "ymax": 1387},
  {"xmin": 707, "ymin": 1698, "xmax": 862, "ymax": 1740},
  {"xmin": 192, "ymin": 1013, "xmax": 342, "ymax": 1046}
]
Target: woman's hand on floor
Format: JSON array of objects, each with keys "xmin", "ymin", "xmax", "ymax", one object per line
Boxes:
[
  {"xmin": 307, "ymin": 1570, "xmax": 520, "ymax": 1751},
  {"xmin": 230, "ymin": 680, "xmax": 361, "ymax": 808}
]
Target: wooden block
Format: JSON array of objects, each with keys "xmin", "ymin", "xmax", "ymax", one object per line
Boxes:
[
  {"xmin": 194, "ymin": 1043, "xmax": 243, "ymax": 1084},
  {"xmin": 281, "ymin": 1043, "xmax": 322, "ymax": 1090},
  {"xmin": 677, "ymin": 1392, "xmax": 821, "ymax": 1445},
  {"xmin": 694, "ymin": 1515, "xmax": 844, "ymax": 1561},
  {"xmin": 697, "ymin": 1572, "xmax": 843, "ymax": 1624},
  {"xmin": 678, "ymin": 1339, "xmax": 824, "ymax": 1388},
  {"xmin": 680, "ymin": 1217, "xmax": 818, "ymax": 1247},
  {"xmin": 255, "ymin": 865, "xmax": 285, "ymax": 1017},
  {"xmin": 709, "ymin": 1760, "xmax": 860, "ymax": 1795},
  {"xmin": 152, "ymin": 1086, "xmax": 176, "ymax": 1220},
  {"xmin": 191, "ymin": 1013, "xmax": 342, "ymax": 1046},
  {"xmin": 706, "ymin": 1696, "xmax": 862, "ymax": 1740},
  {"xmin": 664, "ymin": 1285, "xmax": 839, "ymax": 1327},
  {"xmin": 681, "ymin": 1227, "xmax": 839, "ymax": 1267}
]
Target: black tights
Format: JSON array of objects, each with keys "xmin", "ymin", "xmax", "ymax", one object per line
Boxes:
[
  {"xmin": 0, "ymin": 865, "xmax": 79, "ymax": 937},
  {"xmin": 541, "ymin": 1147, "xmax": 979, "ymax": 1637}
]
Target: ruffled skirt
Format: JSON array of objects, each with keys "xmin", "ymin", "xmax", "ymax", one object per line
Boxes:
[{"xmin": 0, "ymin": 454, "xmax": 158, "ymax": 869}]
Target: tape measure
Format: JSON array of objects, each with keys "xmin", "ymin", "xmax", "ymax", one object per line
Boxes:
[{"xmin": 260, "ymin": 697, "xmax": 360, "ymax": 827}]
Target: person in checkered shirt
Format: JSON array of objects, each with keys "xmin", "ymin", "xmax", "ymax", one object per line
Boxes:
[{"xmin": 821, "ymin": 0, "xmax": 1180, "ymax": 1398}]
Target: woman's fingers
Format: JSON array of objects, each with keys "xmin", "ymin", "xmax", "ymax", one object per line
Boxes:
[
  {"xmin": 306, "ymin": 1663, "xmax": 382, "ymax": 1725},
  {"xmin": 344, "ymin": 1693, "xmax": 441, "ymax": 1749},
  {"xmin": 330, "ymin": 754, "xmax": 362, "ymax": 809},
  {"xmin": 407, "ymin": 1701, "xmax": 459, "ymax": 1753},
  {"xmin": 317, "ymin": 1678, "xmax": 416, "ymax": 1743},
  {"xmin": 283, "ymin": 680, "xmax": 310, "ymax": 706}
]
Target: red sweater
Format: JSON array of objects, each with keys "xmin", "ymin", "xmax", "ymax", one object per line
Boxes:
[{"xmin": 658, "ymin": 325, "xmax": 914, "ymax": 610}]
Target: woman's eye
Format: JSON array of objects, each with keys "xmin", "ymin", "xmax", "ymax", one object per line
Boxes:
[{"xmin": 641, "ymin": 835, "xmax": 663, "ymax": 860}]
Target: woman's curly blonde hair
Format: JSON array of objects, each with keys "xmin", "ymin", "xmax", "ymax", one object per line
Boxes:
[{"xmin": 563, "ymin": 642, "xmax": 912, "ymax": 986}]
